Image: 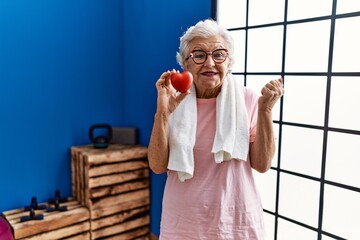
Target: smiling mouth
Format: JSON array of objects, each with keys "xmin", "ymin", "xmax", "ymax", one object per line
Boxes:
[{"xmin": 201, "ymin": 72, "xmax": 218, "ymax": 77}]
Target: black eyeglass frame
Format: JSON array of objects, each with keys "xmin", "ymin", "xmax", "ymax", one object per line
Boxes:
[{"xmin": 185, "ymin": 48, "xmax": 229, "ymax": 64}]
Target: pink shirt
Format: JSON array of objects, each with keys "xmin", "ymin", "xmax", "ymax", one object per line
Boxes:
[{"xmin": 160, "ymin": 88, "xmax": 266, "ymax": 240}]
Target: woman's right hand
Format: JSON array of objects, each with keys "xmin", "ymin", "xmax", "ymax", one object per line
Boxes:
[
  {"xmin": 155, "ymin": 69, "xmax": 191, "ymax": 116},
  {"xmin": 149, "ymin": 70, "xmax": 191, "ymax": 174}
]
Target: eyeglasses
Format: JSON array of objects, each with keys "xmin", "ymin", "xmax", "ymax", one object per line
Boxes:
[{"xmin": 185, "ymin": 49, "xmax": 229, "ymax": 64}]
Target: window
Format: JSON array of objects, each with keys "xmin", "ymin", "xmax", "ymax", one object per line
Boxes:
[{"xmin": 215, "ymin": 0, "xmax": 360, "ymax": 239}]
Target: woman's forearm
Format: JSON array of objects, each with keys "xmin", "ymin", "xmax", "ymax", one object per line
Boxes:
[
  {"xmin": 148, "ymin": 112, "xmax": 170, "ymax": 174},
  {"xmin": 250, "ymin": 111, "xmax": 276, "ymax": 173},
  {"xmin": 250, "ymin": 78, "xmax": 283, "ymax": 173}
]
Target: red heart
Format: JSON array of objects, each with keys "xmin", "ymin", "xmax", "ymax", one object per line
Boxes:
[{"xmin": 170, "ymin": 71, "xmax": 193, "ymax": 93}]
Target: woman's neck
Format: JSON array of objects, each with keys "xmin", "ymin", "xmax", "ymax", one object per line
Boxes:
[{"xmin": 196, "ymin": 85, "xmax": 222, "ymax": 99}]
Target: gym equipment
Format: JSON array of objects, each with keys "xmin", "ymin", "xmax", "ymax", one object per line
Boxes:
[{"xmin": 88, "ymin": 124, "xmax": 113, "ymax": 148}]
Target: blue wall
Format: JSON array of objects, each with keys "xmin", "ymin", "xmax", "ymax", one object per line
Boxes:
[
  {"xmin": 0, "ymin": 0, "xmax": 210, "ymax": 236},
  {"xmin": 122, "ymin": 0, "xmax": 211, "ymax": 235}
]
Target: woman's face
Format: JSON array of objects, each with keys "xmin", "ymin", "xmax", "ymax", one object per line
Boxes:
[{"xmin": 183, "ymin": 35, "xmax": 230, "ymax": 98}]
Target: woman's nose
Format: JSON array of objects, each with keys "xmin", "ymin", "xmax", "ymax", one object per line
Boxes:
[{"xmin": 203, "ymin": 54, "xmax": 216, "ymax": 66}]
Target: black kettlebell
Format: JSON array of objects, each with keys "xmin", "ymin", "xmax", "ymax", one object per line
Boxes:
[{"xmin": 89, "ymin": 124, "xmax": 113, "ymax": 149}]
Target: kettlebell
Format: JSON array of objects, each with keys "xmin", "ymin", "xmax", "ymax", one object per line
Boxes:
[{"xmin": 89, "ymin": 124, "xmax": 113, "ymax": 149}]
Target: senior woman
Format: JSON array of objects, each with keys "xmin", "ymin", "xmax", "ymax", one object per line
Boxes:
[{"xmin": 148, "ymin": 19, "xmax": 284, "ymax": 239}]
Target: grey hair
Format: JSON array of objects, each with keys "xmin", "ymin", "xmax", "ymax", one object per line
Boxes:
[{"xmin": 176, "ymin": 19, "xmax": 234, "ymax": 70}]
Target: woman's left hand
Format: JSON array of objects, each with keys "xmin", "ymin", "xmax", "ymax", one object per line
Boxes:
[
  {"xmin": 250, "ymin": 78, "xmax": 284, "ymax": 172},
  {"xmin": 258, "ymin": 78, "xmax": 284, "ymax": 113}
]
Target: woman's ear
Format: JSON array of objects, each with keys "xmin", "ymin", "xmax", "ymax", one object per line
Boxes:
[
  {"xmin": 224, "ymin": 59, "xmax": 232, "ymax": 75},
  {"xmin": 226, "ymin": 58, "xmax": 232, "ymax": 69}
]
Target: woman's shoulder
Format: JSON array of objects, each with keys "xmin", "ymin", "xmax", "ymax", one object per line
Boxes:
[
  {"xmin": 241, "ymin": 86, "xmax": 259, "ymax": 103},
  {"xmin": 229, "ymin": 74, "xmax": 259, "ymax": 104}
]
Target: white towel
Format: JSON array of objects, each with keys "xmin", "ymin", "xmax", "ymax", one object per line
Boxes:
[{"xmin": 167, "ymin": 74, "xmax": 250, "ymax": 182}]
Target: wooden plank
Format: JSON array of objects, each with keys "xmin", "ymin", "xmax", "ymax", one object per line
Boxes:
[
  {"xmin": 86, "ymin": 145, "xmax": 148, "ymax": 166},
  {"xmin": 80, "ymin": 152, "xmax": 86, "ymax": 205},
  {"xmin": 72, "ymin": 146, "xmax": 90, "ymax": 202},
  {"xmin": 2, "ymin": 144, "xmax": 151, "ymax": 239},
  {"xmin": 91, "ymin": 206, "xmax": 149, "ymax": 230},
  {"xmin": 8, "ymin": 202, "xmax": 81, "ymax": 225},
  {"xmin": 10, "ymin": 203, "xmax": 87, "ymax": 227},
  {"xmin": 69, "ymin": 144, "xmax": 150, "ymax": 239},
  {"xmin": 90, "ymin": 197, "xmax": 149, "ymax": 219},
  {"xmin": 84, "ymin": 158, "xmax": 91, "ymax": 208},
  {"xmin": 89, "ymin": 169, "xmax": 149, "ymax": 189},
  {"xmin": 90, "ymin": 189, "xmax": 149, "ymax": 210},
  {"xmin": 75, "ymin": 150, "xmax": 80, "ymax": 201},
  {"xmin": 102, "ymin": 226, "xmax": 150, "ymax": 240},
  {"xmin": 12, "ymin": 207, "xmax": 89, "ymax": 239},
  {"xmin": 2, "ymin": 207, "xmax": 24, "ymax": 216},
  {"xmin": 74, "ymin": 145, "xmax": 142, "ymax": 162},
  {"xmin": 90, "ymin": 180, "xmax": 149, "ymax": 198},
  {"xmin": 67, "ymin": 231, "xmax": 91, "ymax": 240},
  {"xmin": 71, "ymin": 148, "xmax": 77, "ymax": 198},
  {"xmin": 75, "ymin": 149, "xmax": 81, "ymax": 203},
  {"xmin": 71, "ymin": 145, "xmax": 100, "ymax": 204},
  {"xmin": 71, "ymin": 144, "xmax": 148, "ymax": 205},
  {"xmin": 91, "ymin": 215, "xmax": 150, "ymax": 239},
  {"xmin": 3, "ymin": 199, "xmax": 77, "ymax": 223},
  {"xmin": 88, "ymin": 159, "xmax": 148, "ymax": 178},
  {"xmin": 20, "ymin": 220, "xmax": 90, "ymax": 240}
]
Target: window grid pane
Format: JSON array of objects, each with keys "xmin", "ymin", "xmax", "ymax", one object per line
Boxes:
[
  {"xmin": 322, "ymin": 184, "xmax": 360, "ymax": 239},
  {"xmin": 332, "ymin": 16, "xmax": 360, "ymax": 72},
  {"xmin": 329, "ymin": 77, "xmax": 360, "ymax": 131},
  {"xmin": 229, "ymin": 30, "xmax": 246, "ymax": 72},
  {"xmin": 248, "ymin": 0, "xmax": 285, "ymax": 26},
  {"xmin": 277, "ymin": 218, "xmax": 318, "ymax": 240},
  {"xmin": 285, "ymin": 20, "xmax": 331, "ymax": 72},
  {"xmin": 216, "ymin": 0, "xmax": 360, "ymax": 239},
  {"xmin": 287, "ymin": 0, "xmax": 333, "ymax": 21},
  {"xmin": 326, "ymin": 132, "xmax": 360, "ymax": 188},
  {"xmin": 282, "ymin": 76, "xmax": 327, "ymax": 126},
  {"xmin": 247, "ymin": 26, "xmax": 283, "ymax": 72},
  {"xmin": 281, "ymin": 125, "xmax": 323, "ymax": 178},
  {"xmin": 278, "ymin": 173, "xmax": 320, "ymax": 228}
]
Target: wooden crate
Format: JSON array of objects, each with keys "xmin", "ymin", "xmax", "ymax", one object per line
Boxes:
[
  {"xmin": 71, "ymin": 144, "xmax": 150, "ymax": 239},
  {"xmin": 2, "ymin": 199, "xmax": 90, "ymax": 240}
]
